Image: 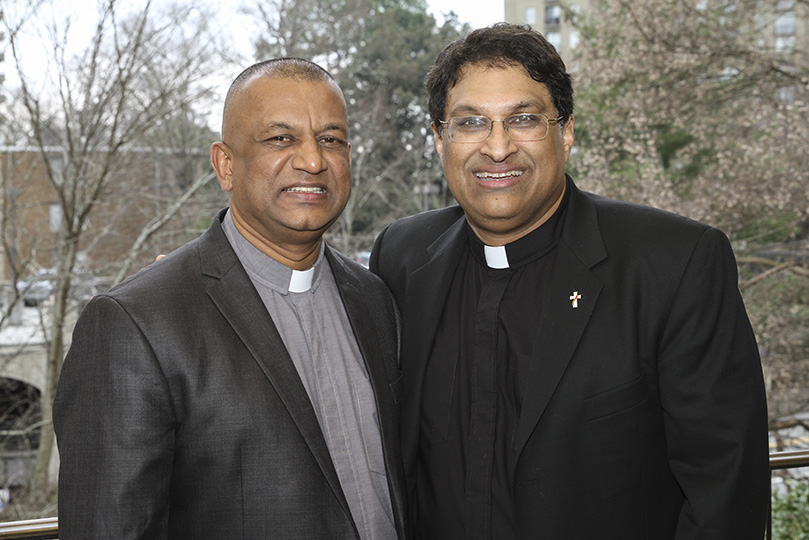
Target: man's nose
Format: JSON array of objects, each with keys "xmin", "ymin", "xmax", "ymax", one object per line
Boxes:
[
  {"xmin": 292, "ymin": 139, "xmax": 327, "ymax": 173},
  {"xmin": 480, "ymin": 121, "xmax": 518, "ymax": 162}
]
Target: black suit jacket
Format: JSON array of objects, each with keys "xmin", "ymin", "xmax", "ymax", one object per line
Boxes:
[
  {"xmin": 54, "ymin": 209, "xmax": 407, "ymax": 539},
  {"xmin": 370, "ymin": 179, "xmax": 769, "ymax": 539}
]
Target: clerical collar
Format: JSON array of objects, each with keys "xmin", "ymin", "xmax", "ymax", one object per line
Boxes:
[
  {"xmin": 221, "ymin": 209, "xmax": 323, "ymax": 294},
  {"xmin": 288, "ymin": 267, "xmax": 315, "ymax": 293},
  {"xmin": 483, "ymin": 245, "xmax": 509, "ymax": 269},
  {"xmin": 467, "ymin": 180, "xmax": 570, "ymax": 270}
]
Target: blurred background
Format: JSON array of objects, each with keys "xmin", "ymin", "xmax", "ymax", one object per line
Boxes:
[{"xmin": 0, "ymin": 0, "xmax": 807, "ymax": 535}]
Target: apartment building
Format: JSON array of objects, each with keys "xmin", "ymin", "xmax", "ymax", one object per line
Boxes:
[
  {"xmin": 504, "ymin": 0, "xmax": 807, "ymax": 72},
  {"xmin": 0, "ymin": 146, "xmax": 214, "ymax": 282},
  {"xmin": 504, "ymin": 0, "xmax": 590, "ymax": 63}
]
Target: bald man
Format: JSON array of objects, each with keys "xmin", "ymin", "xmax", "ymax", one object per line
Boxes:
[{"xmin": 54, "ymin": 58, "xmax": 407, "ymax": 540}]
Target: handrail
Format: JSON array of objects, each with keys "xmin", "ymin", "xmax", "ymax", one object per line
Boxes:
[
  {"xmin": 0, "ymin": 517, "xmax": 58, "ymax": 539},
  {"xmin": 769, "ymin": 448, "xmax": 809, "ymax": 470},
  {"xmin": 0, "ymin": 449, "xmax": 807, "ymax": 540}
]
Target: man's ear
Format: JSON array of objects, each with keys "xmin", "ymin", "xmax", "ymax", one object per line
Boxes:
[
  {"xmin": 431, "ymin": 123, "xmax": 444, "ymax": 157},
  {"xmin": 210, "ymin": 142, "xmax": 234, "ymax": 192},
  {"xmin": 562, "ymin": 115, "xmax": 575, "ymax": 162}
]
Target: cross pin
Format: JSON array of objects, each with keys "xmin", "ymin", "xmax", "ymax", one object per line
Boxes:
[{"xmin": 569, "ymin": 291, "xmax": 582, "ymax": 308}]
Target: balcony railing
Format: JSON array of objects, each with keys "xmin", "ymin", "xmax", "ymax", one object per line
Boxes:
[
  {"xmin": 0, "ymin": 517, "xmax": 57, "ymax": 540},
  {"xmin": 770, "ymin": 448, "xmax": 809, "ymax": 470},
  {"xmin": 0, "ymin": 449, "xmax": 807, "ymax": 539}
]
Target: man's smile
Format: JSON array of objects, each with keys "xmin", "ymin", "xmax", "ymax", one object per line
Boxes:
[
  {"xmin": 282, "ymin": 186, "xmax": 327, "ymax": 193},
  {"xmin": 474, "ymin": 170, "xmax": 524, "ymax": 180}
]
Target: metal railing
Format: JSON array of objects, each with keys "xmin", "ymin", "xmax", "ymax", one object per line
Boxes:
[
  {"xmin": 0, "ymin": 517, "xmax": 57, "ymax": 540},
  {"xmin": 767, "ymin": 448, "xmax": 809, "ymax": 540},
  {"xmin": 770, "ymin": 448, "xmax": 809, "ymax": 470},
  {"xmin": 0, "ymin": 449, "xmax": 807, "ymax": 540}
]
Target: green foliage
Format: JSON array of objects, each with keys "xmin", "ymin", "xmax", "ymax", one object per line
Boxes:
[
  {"xmin": 655, "ymin": 127, "xmax": 694, "ymax": 170},
  {"xmin": 772, "ymin": 480, "xmax": 809, "ymax": 540}
]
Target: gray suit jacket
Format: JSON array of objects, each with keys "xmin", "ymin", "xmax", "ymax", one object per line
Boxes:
[{"xmin": 54, "ymin": 208, "xmax": 407, "ymax": 539}]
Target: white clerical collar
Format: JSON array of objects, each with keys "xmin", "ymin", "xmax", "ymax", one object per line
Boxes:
[
  {"xmin": 484, "ymin": 245, "xmax": 509, "ymax": 269},
  {"xmin": 288, "ymin": 267, "xmax": 315, "ymax": 293}
]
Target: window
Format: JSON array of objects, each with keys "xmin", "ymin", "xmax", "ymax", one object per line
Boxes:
[
  {"xmin": 526, "ymin": 7, "xmax": 537, "ymax": 24},
  {"xmin": 547, "ymin": 31, "xmax": 562, "ymax": 51},
  {"xmin": 569, "ymin": 30, "xmax": 580, "ymax": 50},
  {"xmin": 47, "ymin": 155, "xmax": 65, "ymax": 175},
  {"xmin": 755, "ymin": 13, "xmax": 767, "ymax": 32},
  {"xmin": 49, "ymin": 203, "xmax": 63, "ymax": 233},
  {"xmin": 545, "ymin": 5, "xmax": 561, "ymax": 25},
  {"xmin": 775, "ymin": 12, "xmax": 795, "ymax": 36}
]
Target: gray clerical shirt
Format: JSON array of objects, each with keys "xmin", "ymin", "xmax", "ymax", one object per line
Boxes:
[{"xmin": 223, "ymin": 211, "xmax": 395, "ymax": 540}]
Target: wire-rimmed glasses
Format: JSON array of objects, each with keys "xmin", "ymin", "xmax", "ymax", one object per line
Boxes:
[{"xmin": 439, "ymin": 113, "xmax": 563, "ymax": 143}]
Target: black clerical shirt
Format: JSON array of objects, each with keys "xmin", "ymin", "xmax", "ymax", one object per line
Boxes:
[{"xmin": 416, "ymin": 187, "xmax": 569, "ymax": 540}]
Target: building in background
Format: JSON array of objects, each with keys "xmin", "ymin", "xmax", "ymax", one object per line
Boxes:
[
  {"xmin": 504, "ymin": 0, "xmax": 589, "ymax": 63},
  {"xmin": 0, "ymin": 145, "xmax": 215, "ymax": 490},
  {"xmin": 504, "ymin": 0, "xmax": 807, "ymax": 81},
  {"xmin": 0, "ymin": 146, "xmax": 214, "ymax": 282}
]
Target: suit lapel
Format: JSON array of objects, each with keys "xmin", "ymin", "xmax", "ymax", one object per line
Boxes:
[
  {"xmin": 328, "ymin": 248, "xmax": 399, "ymax": 384},
  {"xmin": 513, "ymin": 241, "xmax": 603, "ymax": 455},
  {"xmin": 400, "ymin": 217, "xmax": 468, "ymax": 460},
  {"xmin": 326, "ymin": 248, "xmax": 408, "ymax": 531},
  {"xmin": 198, "ymin": 212, "xmax": 350, "ymax": 517},
  {"xmin": 514, "ymin": 183, "xmax": 607, "ymax": 456}
]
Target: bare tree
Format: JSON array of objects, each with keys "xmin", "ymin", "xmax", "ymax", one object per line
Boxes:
[{"xmin": 2, "ymin": 0, "xmax": 228, "ymax": 495}]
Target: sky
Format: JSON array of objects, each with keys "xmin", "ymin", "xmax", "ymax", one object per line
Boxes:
[
  {"xmin": 218, "ymin": 0, "xmax": 506, "ymax": 79},
  {"xmin": 3, "ymin": 0, "xmax": 504, "ymax": 86},
  {"xmin": 427, "ymin": 0, "xmax": 505, "ymax": 28},
  {"xmin": 2, "ymin": 0, "xmax": 505, "ymax": 130}
]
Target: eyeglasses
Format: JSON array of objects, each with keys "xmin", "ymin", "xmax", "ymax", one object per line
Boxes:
[{"xmin": 439, "ymin": 113, "xmax": 564, "ymax": 143}]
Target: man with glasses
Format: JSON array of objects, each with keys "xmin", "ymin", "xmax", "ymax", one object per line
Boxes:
[{"xmin": 371, "ymin": 23, "xmax": 769, "ymax": 539}]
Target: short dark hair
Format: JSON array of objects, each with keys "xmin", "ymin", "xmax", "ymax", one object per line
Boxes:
[
  {"xmin": 222, "ymin": 58, "xmax": 335, "ymax": 135},
  {"xmin": 425, "ymin": 23, "xmax": 573, "ymax": 132}
]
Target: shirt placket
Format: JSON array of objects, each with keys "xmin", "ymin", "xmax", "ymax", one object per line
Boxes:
[{"xmin": 465, "ymin": 270, "xmax": 510, "ymax": 540}]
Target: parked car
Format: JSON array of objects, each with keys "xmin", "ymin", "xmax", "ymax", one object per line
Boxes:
[
  {"xmin": 17, "ymin": 270, "xmax": 55, "ymax": 307},
  {"xmin": 17, "ymin": 270, "xmax": 111, "ymax": 307},
  {"xmin": 353, "ymin": 250, "xmax": 371, "ymax": 268}
]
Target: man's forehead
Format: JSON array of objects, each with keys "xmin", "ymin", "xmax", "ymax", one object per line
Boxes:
[
  {"xmin": 448, "ymin": 100, "xmax": 549, "ymax": 117},
  {"xmin": 447, "ymin": 64, "xmax": 553, "ymax": 112},
  {"xmin": 452, "ymin": 63, "xmax": 549, "ymax": 92},
  {"xmin": 242, "ymin": 75, "xmax": 342, "ymax": 101},
  {"xmin": 454, "ymin": 60, "xmax": 535, "ymax": 84},
  {"xmin": 258, "ymin": 117, "xmax": 349, "ymax": 134},
  {"xmin": 226, "ymin": 76, "xmax": 347, "ymax": 133}
]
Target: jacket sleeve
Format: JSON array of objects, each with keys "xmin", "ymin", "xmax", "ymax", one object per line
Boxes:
[
  {"xmin": 54, "ymin": 294, "xmax": 175, "ymax": 540},
  {"xmin": 369, "ymin": 224, "xmax": 389, "ymax": 277},
  {"xmin": 657, "ymin": 227, "xmax": 770, "ymax": 540}
]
